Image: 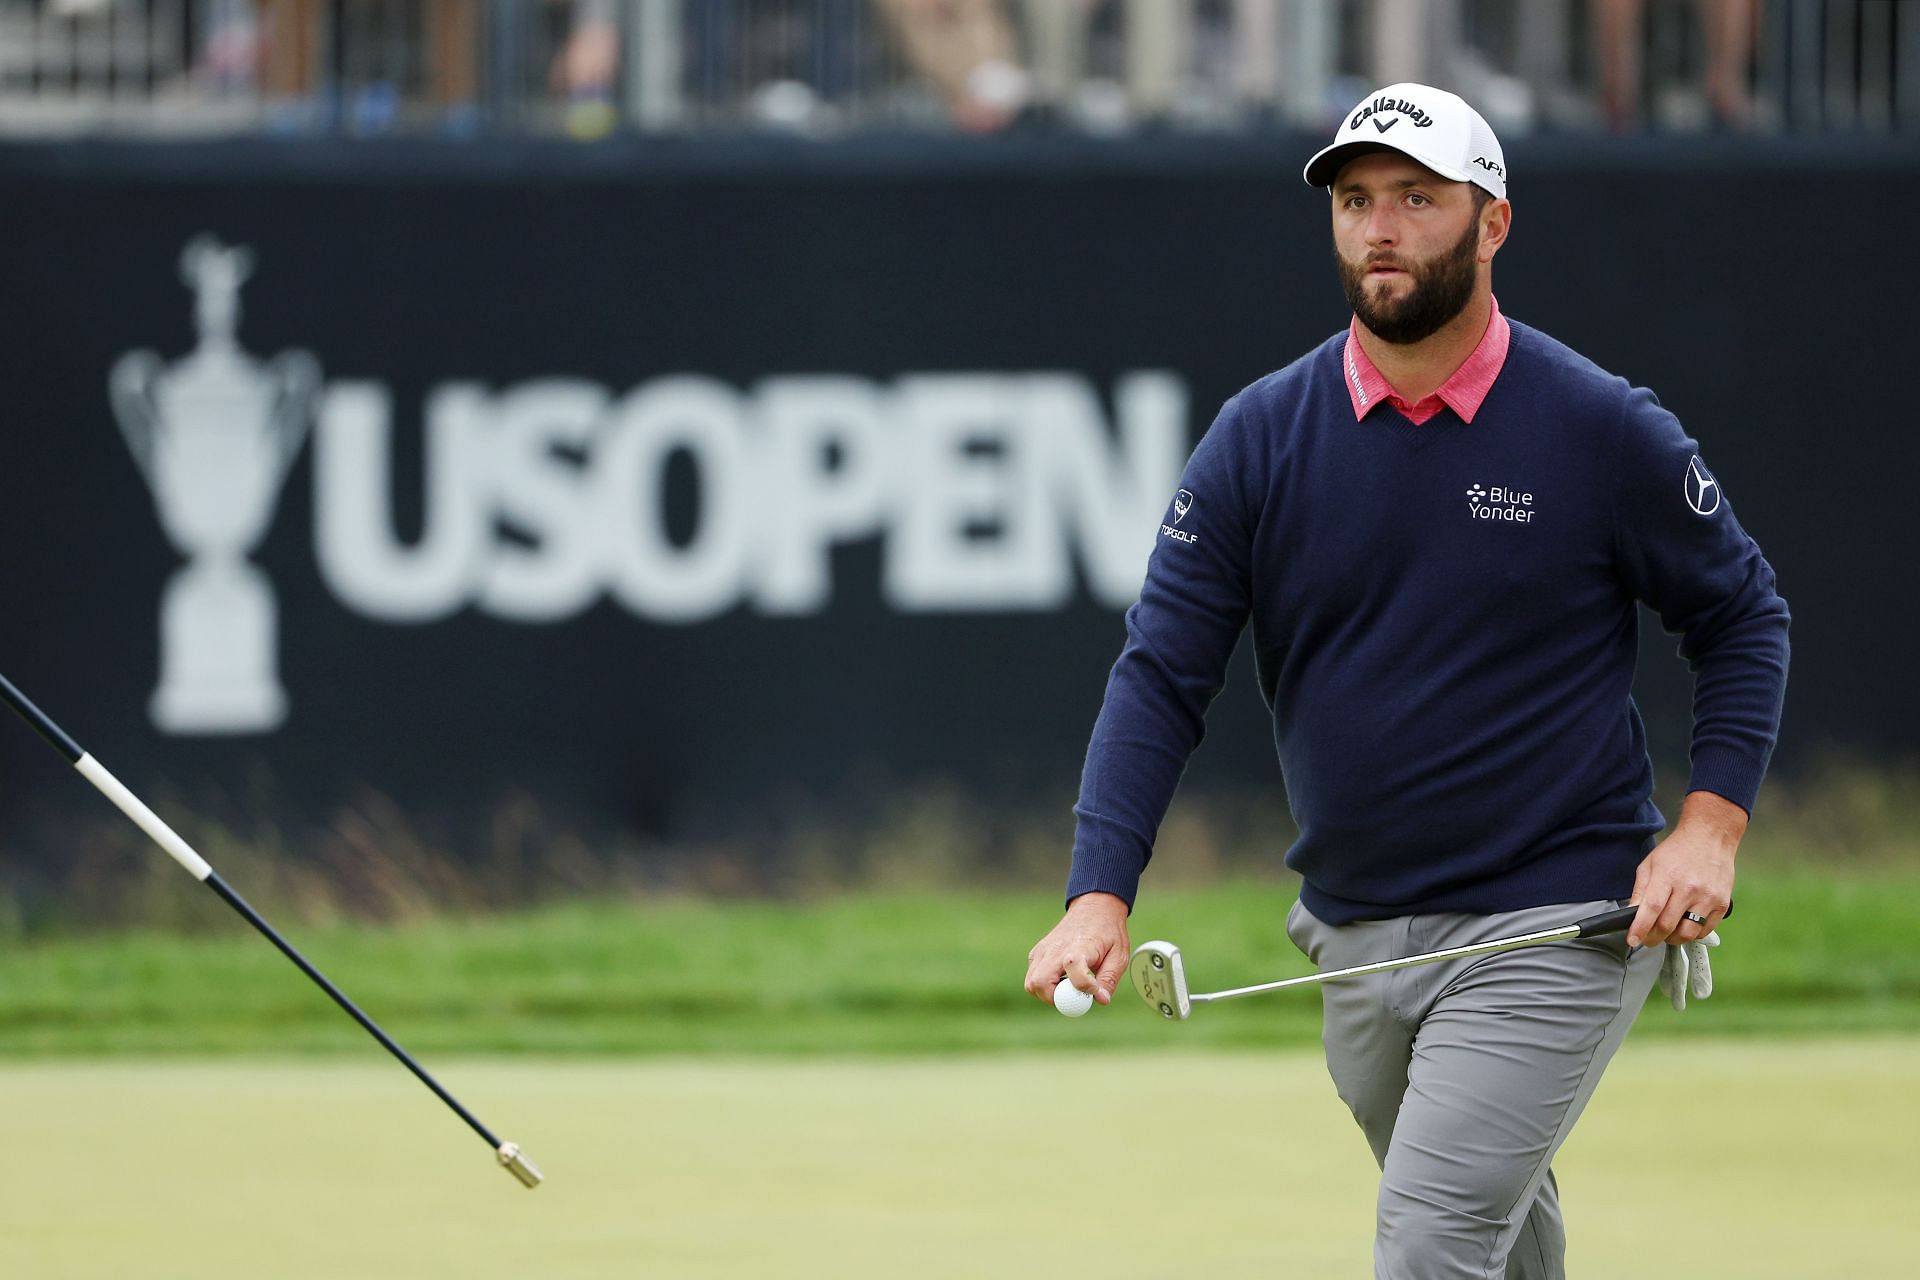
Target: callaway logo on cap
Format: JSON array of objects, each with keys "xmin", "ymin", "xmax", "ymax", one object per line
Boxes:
[{"xmin": 1303, "ymin": 82, "xmax": 1507, "ymax": 200}]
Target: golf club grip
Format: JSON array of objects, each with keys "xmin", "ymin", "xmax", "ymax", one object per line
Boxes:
[{"xmin": 1572, "ymin": 906, "xmax": 1639, "ymax": 938}]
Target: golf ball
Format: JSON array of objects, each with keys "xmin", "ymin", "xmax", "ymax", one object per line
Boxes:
[{"xmin": 1053, "ymin": 977, "xmax": 1094, "ymax": 1018}]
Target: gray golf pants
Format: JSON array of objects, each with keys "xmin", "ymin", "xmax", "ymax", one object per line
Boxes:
[{"xmin": 1286, "ymin": 897, "xmax": 1661, "ymax": 1280}]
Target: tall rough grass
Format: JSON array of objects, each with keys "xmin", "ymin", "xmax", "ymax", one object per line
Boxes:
[{"xmin": 1, "ymin": 759, "xmax": 1912, "ymax": 940}]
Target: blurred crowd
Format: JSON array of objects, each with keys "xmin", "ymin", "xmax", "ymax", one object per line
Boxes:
[
  {"xmin": 862, "ymin": 0, "xmax": 1765, "ymax": 133},
  {"xmin": 1, "ymin": 0, "xmax": 1904, "ymax": 138}
]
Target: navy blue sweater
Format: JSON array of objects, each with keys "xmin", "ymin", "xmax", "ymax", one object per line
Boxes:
[{"xmin": 1067, "ymin": 320, "xmax": 1790, "ymax": 924}]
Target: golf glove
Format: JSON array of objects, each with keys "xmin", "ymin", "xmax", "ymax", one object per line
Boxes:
[{"xmin": 1657, "ymin": 931, "xmax": 1719, "ymax": 1011}]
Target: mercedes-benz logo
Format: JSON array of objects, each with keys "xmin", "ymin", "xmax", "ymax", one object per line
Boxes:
[{"xmin": 1685, "ymin": 455, "xmax": 1721, "ymax": 516}]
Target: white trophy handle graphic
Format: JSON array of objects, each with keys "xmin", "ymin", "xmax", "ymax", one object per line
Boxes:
[
  {"xmin": 267, "ymin": 350, "xmax": 322, "ymax": 486},
  {"xmin": 109, "ymin": 350, "xmax": 165, "ymax": 483},
  {"xmin": 108, "ymin": 236, "xmax": 321, "ymax": 735}
]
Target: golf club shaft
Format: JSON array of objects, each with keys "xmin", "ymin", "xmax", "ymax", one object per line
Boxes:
[
  {"xmin": 1191, "ymin": 906, "xmax": 1639, "ymax": 1004},
  {"xmin": 202, "ymin": 871, "xmax": 502, "ymax": 1147},
  {"xmin": 1, "ymin": 671, "xmax": 540, "ymax": 1187}
]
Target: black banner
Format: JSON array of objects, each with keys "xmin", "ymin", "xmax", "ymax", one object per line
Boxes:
[{"xmin": 0, "ymin": 137, "xmax": 1907, "ymax": 860}]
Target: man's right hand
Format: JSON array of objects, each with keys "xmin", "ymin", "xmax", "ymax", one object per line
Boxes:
[{"xmin": 1024, "ymin": 891, "xmax": 1132, "ymax": 1007}]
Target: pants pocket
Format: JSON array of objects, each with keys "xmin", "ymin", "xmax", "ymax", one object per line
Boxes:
[{"xmin": 1285, "ymin": 895, "xmax": 1317, "ymax": 961}]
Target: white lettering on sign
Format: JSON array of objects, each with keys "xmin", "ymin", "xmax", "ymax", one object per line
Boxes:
[
  {"xmin": 315, "ymin": 371, "xmax": 1187, "ymax": 624},
  {"xmin": 115, "ymin": 236, "xmax": 1190, "ymax": 736}
]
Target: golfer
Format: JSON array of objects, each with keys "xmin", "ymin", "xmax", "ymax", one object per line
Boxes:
[{"xmin": 1024, "ymin": 82, "xmax": 1789, "ymax": 1278}]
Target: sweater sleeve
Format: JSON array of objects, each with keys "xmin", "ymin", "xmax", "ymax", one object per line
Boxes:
[
  {"xmin": 1065, "ymin": 396, "xmax": 1258, "ymax": 907},
  {"xmin": 1611, "ymin": 389, "xmax": 1790, "ymax": 814}
]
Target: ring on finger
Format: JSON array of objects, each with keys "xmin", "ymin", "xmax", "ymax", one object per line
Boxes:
[{"xmin": 1681, "ymin": 911, "xmax": 1708, "ymax": 926}]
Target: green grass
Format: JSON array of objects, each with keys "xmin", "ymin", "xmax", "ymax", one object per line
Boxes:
[
  {"xmin": 3, "ymin": 869, "xmax": 1918, "ymax": 1056},
  {"xmin": 2, "ymin": 1042, "xmax": 1915, "ymax": 1278}
]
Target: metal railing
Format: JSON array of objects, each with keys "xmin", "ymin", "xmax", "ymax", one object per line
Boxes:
[{"xmin": 1, "ymin": 0, "xmax": 1915, "ymax": 139}]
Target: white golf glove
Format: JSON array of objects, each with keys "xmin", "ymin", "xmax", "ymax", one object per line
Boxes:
[{"xmin": 1657, "ymin": 931, "xmax": 1720, "ymax": 1011}]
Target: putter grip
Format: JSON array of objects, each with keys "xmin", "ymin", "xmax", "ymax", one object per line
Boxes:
[{"xmin": 1573, "ymin": 906, "xmax": 1639, "ymax": 937}]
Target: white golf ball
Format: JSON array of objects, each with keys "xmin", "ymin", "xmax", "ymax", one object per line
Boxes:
[{"xmin": 1053, "ymin": 977, "xmax": 1094, "ymax": 1018}]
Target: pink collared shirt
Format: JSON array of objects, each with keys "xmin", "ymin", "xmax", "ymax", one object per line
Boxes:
[{"xmin": 1341, "ymin": 297, "xmax": 1511, "ymax": 426}]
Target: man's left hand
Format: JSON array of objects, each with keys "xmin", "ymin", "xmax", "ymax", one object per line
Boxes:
[{"xmin": 1627, "ymin": 790, "xmax": 1746, "ymax": 948}]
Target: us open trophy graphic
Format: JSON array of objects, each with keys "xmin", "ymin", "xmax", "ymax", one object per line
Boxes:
[{"xmin": 110, "ymin": 236, "xmax": 320, "ymax": 734}]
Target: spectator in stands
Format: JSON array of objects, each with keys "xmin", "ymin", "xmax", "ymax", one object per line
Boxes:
[
  {"xmin": 199, "ymin": 0, "xmax": 261, "ymax": 93},
  {"xmin": 1021, "ymin": 0, "xmax": 1191, "ymax": 130},
  {"xmin": 1229, "ymin": 0, "xmax": 1288, "ymax": 125},
  {"xmin": 260, "ymin": 0, "xmax": 321, "ymax": 111},
  {"xmin": 874, "ymin": 0, "xmax": 1030, "ymax": 133},
  {"xmin": 1595, "ymin": 0, "xmax": 1760, "ymax": 130},
  {"xmin": 553, "ymin": 0, "xmax": 620, "ymax": 138},
  {"xmin": 256, "ymin": 0, "xmax": 478, "ymax": 132}
]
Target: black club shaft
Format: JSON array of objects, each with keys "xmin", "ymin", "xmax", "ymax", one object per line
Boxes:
[{"xmin": 1, "ymin": 669, "xmax": 541, "ymax": 1188}]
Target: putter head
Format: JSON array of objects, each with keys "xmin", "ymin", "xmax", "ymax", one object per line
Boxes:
[{"xmin": 1129, "ymin": 940, "xmax": 1192, "ymax": 1021}]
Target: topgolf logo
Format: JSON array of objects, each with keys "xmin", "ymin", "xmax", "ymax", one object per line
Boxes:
[
  {"xmin": 111, "ymin": 238, "xmax": 1191, "ymax": 735},
  {"xmin": 1161, "ymin": 488, "xmax": 1199, "ymax": 545}
]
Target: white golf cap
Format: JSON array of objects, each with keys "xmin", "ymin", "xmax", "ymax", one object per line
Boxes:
[{"xmin": 1303, "ymin": 82, "xmax": 1507, "ymax": 200}]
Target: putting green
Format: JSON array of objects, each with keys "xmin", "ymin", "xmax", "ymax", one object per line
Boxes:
[{"xmin": 3, "ymin": 1039, "xmax": 1913, "ymax": 1277}]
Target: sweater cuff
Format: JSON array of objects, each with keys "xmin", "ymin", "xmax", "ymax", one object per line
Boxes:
[
  {"xmin": 1687, "ymin": 744, "xmax": 1766, "ymax": 816},
  {"xmin": 1064, "ymin": 807, "xmax": 1151, "ymax": 909}
]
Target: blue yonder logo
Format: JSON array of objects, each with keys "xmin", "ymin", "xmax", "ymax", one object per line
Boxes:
[{"xmin": 1466, "ymin": 482, "xmax": 1536, "ymax": 524}]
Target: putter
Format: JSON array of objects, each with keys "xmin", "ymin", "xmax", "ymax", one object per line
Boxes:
[
  {"xmin": 1131, "ymin": 905, "xmax": 1639, "ymax": 1020},
  {"xmin": 1, "ymin": 671, "xmax": 542, "ymax": 1189}
]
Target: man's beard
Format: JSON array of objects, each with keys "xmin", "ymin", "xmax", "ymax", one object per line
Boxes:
[{"xmin": 1337, "ymin": 217, "xmax": 1481, "ymax": 345}]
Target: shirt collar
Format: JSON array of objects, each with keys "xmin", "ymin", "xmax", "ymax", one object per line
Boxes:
[{"xmin": 1342, "ymin": 296, "xmax": 1511, "ymax": 425}]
